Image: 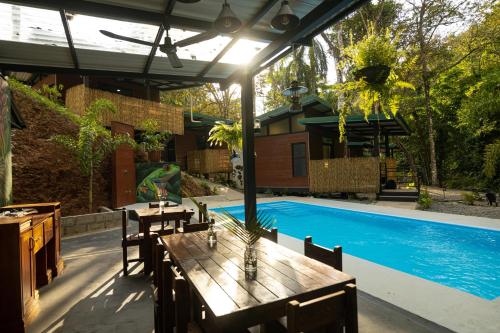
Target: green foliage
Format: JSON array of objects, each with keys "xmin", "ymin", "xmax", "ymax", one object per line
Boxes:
[
  {"xmin": 7, "ymin": 78, "xmax": 80, "ymax": 123},
  {"xmin": 37, "ymin": 84, "xmax": 63, "ymax": 103},
  {"xmin": 343, "ymin": 25, "xmax": 398, "ymax": 70},
  {"xmin": 417, "ymin": 190, "xmax": 432, "ymax": 209},
  {"xmin": 461, "ymin": 192, "xmax": 475, "ymax": 205},
  {"xmin": 160, "ymin": 83, "xmax": 241, "ymax": 120},
  {"xmin": 139, "ymin": 118, "xmax": 171, "ymax": 152},
  {"xmin": 53, "ymin": 99, "xmax": 135, "ymax": 212},
  {"xmin": 215, "ymin": 209, "xmax": 275, "ymax": 246},
  {"xmin": 208, "ymin": 121, "xmax": 242, "ymax": 153},
  {"xmin": 256, "ymin": 37, "xmax": 330, "ymax": 112},
  {"xmin": 484, "ymin": 140, "xmax": 500, "ymax": 179},
  {"xmin": 335, "ymin": 23, "xmax": 414, "ymax": 140}
]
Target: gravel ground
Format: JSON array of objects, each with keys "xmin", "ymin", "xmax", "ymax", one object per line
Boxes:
[{"xmin": 426, "ymin": 200, "xmax": 500, "ymax": 220}]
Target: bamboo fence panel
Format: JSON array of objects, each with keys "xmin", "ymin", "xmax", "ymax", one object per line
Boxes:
[
  {"xmin": 187, "ymin": 149, "xmax": 231, "ymax": 174},
  {"xmin": 309, "ymin": 157, "xmax": 380, "ymax": 193},
  {"xmin": 65, "ymin": 84, "xmax": 184, "ymax": 134}
]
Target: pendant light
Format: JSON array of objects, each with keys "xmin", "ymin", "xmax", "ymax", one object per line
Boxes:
[
  {"xmin": 214, "ymin": 0, "xmax": 242, "ymax": 33},
  {"xmin": 283, "ymin": 80, "xmax": 308, "ymax": 112},
  {"xmin": 282, "ymin": 44, "xmax": 308, "ymax": 112},
  {"xmin": 271, "ymin": 1, "xmax": 300, "ymax": 31}
]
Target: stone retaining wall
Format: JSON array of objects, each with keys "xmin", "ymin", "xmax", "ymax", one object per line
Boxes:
[{"xmin": 61, "ymin": 210, "xmax": 123, "ymax": 237}]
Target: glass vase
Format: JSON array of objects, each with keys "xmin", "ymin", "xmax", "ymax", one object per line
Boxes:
[
  {"xmin": 244, "ymin": 244, "xmax": 257, "ymax": 280},
  {"xmin": 207, "ymin": 224, "xmax": 217, "ymax": 247}
]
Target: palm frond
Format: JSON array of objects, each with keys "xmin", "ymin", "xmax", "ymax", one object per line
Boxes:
[{"xmin": 213, "ymin": 208, "xmax": 275, "ymax": 246}]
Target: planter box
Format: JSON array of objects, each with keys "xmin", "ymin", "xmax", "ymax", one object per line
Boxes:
[{"xmin": 61, "ymin": 210, "xmax": 123, "ymax": 237}]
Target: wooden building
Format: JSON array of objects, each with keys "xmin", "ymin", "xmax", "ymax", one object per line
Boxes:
[{"xmin": 255, "ymin": 95, "xmax": 410, "ymax": 194}]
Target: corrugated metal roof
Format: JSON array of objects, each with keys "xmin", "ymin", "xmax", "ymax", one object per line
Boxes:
[
  {"xmin": 0, "ymin": 0, "xmax": 365, "ymax": 90},
  {"xmin": 256, "ymin": 95, "xmax": 332, "ymax": 122}
]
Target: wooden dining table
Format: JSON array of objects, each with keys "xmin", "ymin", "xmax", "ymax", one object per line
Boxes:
[
  {"xmin": 161, "ymin": 230, "xmax": 356, "ymax": 332},
  {"xmin": 132, "ymin": 205, "xmax": 195, "ymax": 275}
]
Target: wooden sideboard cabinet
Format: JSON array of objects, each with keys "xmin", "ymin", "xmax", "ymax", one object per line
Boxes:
[{"xmin": 0, "ymin": 202, "xmax": 64, "ymax": 333}]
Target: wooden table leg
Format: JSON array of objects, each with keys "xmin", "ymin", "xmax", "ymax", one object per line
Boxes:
[{"xmin": 144, "ymin": 220, "xmax": 152, "ymax": 275}]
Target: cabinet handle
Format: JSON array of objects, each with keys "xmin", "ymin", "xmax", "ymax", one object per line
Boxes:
[{"xmin": 29, "ymin": 237, "xmax": 35, "ymax": 251}]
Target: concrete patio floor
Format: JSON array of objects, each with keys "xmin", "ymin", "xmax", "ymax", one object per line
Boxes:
[{"xmin": 27, "ymin": 227, "xmax": 451, "ymax": 333}]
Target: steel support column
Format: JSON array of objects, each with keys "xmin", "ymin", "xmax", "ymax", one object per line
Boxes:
[{"xmin": 240, "ymin": 69, "xmax": 256, "ymax": 226}]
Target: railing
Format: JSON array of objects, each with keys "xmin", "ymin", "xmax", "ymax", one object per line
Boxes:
[
  {"xmin": 381, "ymin": 162, "xmax": 421, "ymax": 194},
  {"xmin": 187, "ymin": 149, "xmax": 232, "ymax": 174}
]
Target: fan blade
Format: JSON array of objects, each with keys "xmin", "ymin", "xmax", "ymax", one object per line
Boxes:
[
  {"xmin": 99, "ymin": 30, "xmax": 155, "ymax": 46},
  {"xmin": 174, "ymin": 30, "xmax": 218, "ymax": 48},
  {"xmin": 166, "ymin": 50, "xmax": 183, "ymax": 68}
]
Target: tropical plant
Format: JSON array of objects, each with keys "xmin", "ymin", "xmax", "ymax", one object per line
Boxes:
[
  {"xmin": 208, "ymin": 121, "xmax": 242, "ymax": 153},
  {"xmin": 214, "ymin": 209, "xmax": 275, "ymax": 246},
  {"xmin": 417, "ymin": 190, "xmax": 432, "ymax": 209},
  {"xmin": 53, "ymin": 99, "xmax": 135, "ymax": 213},
  {"xmin": 139, "ymin": 118, "xmax": 172, "ymax": 152}
]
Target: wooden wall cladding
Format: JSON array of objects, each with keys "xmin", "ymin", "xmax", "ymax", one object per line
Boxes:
[
  {"xmin": 255, "ymin": 132, "xmax": 309, "ymax": 189},
  {"xmin": 65, "ymin": 84, "xmax": 184, "ymax": 134},
  {"xmin": 309, "ymin": 157, "xmax": 380, "ymax": 193}
]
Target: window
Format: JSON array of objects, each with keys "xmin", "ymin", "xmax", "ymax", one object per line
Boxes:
[{"xmin": 292, "ymin": 143, "xmax": 307, "ymax": 177}]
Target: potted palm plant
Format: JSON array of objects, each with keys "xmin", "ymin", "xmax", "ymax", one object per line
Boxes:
[
  {"xmin": 215, "ymin": 209, "xmax": 274, "ymax": 280},
  {"xmin": 139, "ymin": 119, "xmax": 172, "ymax": 162}
]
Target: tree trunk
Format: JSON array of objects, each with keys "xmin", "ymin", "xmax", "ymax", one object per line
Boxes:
[
  {"xmin": 89, "ymin": 160, "xmax": 93, "ymax": 213},
  {"xmin": 423, "ymin": 77, "xmax": 439, "ymax": 185}
]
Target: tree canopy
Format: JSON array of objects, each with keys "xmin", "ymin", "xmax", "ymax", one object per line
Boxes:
[{"xmin": 256, "ymin": 0, "xmax": 499, "ymax": 191}]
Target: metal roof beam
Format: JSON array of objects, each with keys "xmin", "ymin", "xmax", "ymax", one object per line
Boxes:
[
  {"xmin": 3, "ymin": 0, "xmax": 280, "ymax": 43},
  {"xmin": 144, "ymin": 0, "xmax": 177, "ymax": 74},
  {"xmin": 0, "ymin": 63, "xmax": 226, "ymax": 83},
  {"xmin": 222, "ymin": 0, "xmax": 369, "ymax": 88},
  {"xmin": 197, "ymin": 0, "xmax": 280, "ymax": 78},
  {"xmin": 59, "ymin": 9, "xmax": 79, "ymax": 69}
]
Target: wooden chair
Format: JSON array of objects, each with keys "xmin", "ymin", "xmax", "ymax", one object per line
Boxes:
[
  {"xmin": 197, "ymin": 202, "xmax": 208, "ymax": 223},
  {"xmin": 177, "ymin": 221, "xmax": 210, "ymax": 234},
  {"xmin": 149, "ymin": 211, "xmax": 176, "ymax": 236},
  {"xmin": 120, "ymin": 209, "xmax": 144, "ymax": 276},
  {"xmin": 286, "ymin": 284, "xmax": 358, "ymax": 333},
  {"xmin": 163, "ymin": 209, "xmax": 191, "ymax": 231},
  {"xmin": 304, "ymin": 236, "xmax": 342, "ymax": 271},
  {"xmin": 262, "ymin": 227, "xmax": 278, "ymax": 243},
  {"xmin": 153, "ymin": 239, "xmax": 166, "ymax": 332},
  {"xmin": 158, "ymin": 258, "xmax": 202, "ymax": 333}
]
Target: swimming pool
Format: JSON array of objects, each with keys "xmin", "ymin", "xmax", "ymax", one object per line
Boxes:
[{"xmin": 213, "ymin": 201, "xmax": 500, "ymax": 300}]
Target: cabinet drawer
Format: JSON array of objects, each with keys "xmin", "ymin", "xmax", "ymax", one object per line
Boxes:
[
  {"xmin": 44, "ymin": 217, "xmax": 54, "ymax": 244},
  {"xmin": 33, "ymin": 223, "xmax": 44, "ymax": 253}
]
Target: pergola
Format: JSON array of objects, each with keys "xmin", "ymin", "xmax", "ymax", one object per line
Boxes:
[{"xmin": 0, "ymin": 0, "xmax": 368, "ymax": 223}]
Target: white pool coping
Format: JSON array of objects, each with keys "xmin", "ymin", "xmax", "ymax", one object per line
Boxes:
[{"xmin": 206, "ymin": 196, "xmax": 500, "ymax": 333}]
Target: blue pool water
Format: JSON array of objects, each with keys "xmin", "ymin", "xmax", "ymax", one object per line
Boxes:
[{"xmin": 213, "ymin": 201, "xmax": 500, "ymax": 300}]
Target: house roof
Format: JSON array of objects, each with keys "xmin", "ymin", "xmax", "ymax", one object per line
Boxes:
[
  {"xmin": 256, "ymin": 95, "xmax": 332, "ymax": 123},
  {"xmin": 298, "ymin": 113, "xmax": 410, "ymax": 136},
  {"xmin": 0, "ymin": 0, "xmax": 368, "ymax": 90}
]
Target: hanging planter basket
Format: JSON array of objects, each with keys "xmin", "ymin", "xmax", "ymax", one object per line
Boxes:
[{"xmin": 354, "ymin": 65, "xmax": 391, "ymax": 85}]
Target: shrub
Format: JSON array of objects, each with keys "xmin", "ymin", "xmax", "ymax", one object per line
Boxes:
[
  {"xmin": 461, "ymin": 192, "xmax": 475, "ymax": 205},
  {"xmin": 418, "ymin": 190, "xmax": 432, "ymax": 209},
  {"xmin": 264, "ymin": 188, "xmax": 273, "ymax": 195}
]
